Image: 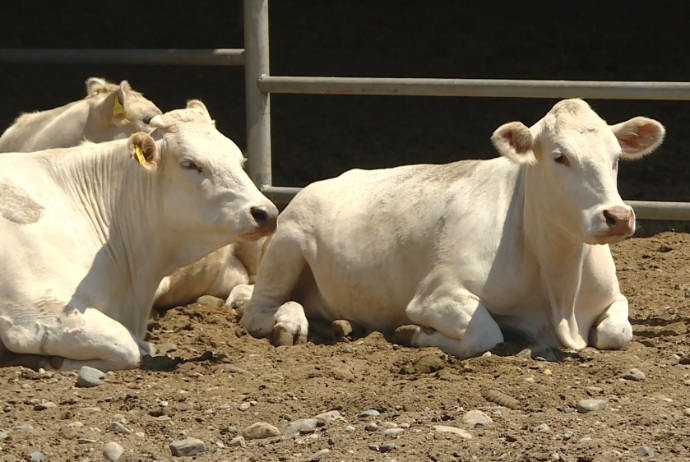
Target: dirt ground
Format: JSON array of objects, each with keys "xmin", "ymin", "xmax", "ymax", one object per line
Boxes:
[
  {"xmin": 1, "ymin": 2, "xmax": 690, "ymax": 461},
  {"xmin": 0, "ymin": 233, "xmax": 688, "ymax": 461}
]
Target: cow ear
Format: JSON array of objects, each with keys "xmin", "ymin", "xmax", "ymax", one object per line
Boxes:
[
  {"xmin": 85, "ymin": 77, "xmax": 108, "ymax": 95},
  {"xmin": 611, "ymin": 116, "xmax": 665, "ymax": 160},
  {"xmin": 128, "ymin": 132, "xmax": 159, "ymax": 170},
  {"xmin": 186, "ymin": 99, "xmax": 213, "ymax": 121},
  {"xmin": 491, "ymin": 121, "xmax": 536, "ymax": 165}
]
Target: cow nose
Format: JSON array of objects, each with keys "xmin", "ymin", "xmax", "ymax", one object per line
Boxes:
[
  {"xmin": 603, "ymin": 206, "xmax": 634, "ymax": 235},
  {"xmin": 250, "ymin": 205, "xmax": 278, "ymax": 232}
]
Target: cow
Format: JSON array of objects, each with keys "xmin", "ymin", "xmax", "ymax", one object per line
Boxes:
[
  {"xmin": 241, "ymin": 99, "xmax": 665, "ymax": 358},
  {"xmin": 152, "ymin": 238, "xmax": 263, "ymax": 309},
  {"xmin": 0, "ymin": 76, "xmax": 261, "ymax": 311},
  {"xmin": 0, "ymin": 100, "xmax": 279, "ymax": 372},
  {"xmin": 0, "ymin": 77, "xmax": 163, "ymax": 152}
]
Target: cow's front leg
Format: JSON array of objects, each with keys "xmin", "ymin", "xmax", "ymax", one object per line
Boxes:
[
  {"xmin": 241, "ymin": 232, "xmax": 310, "ymax": 346},
  {"xmin": 588, "ymin": 294, "xmax": 632, "ymax": 350},
  {"xmin": 396, "ymin": 288, "xmax": 503, "ymax": 358}
]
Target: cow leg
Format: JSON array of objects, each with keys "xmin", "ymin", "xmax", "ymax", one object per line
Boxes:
[
  {"xmin": 588, "ymin": 294, "xmax": 632, "ymax": 350},
  {"xmin": 0, "ymin": 307, "xmax": 142, "ymax": 372},
  {"xmin": 225, "ymin": 283, "xmax": 255, "ymax": 314},
  {"xmin": 398, "ymin": 290, "xmax": 503, "ymax": 358},
  {"xmin": 240, "ymin": 233, "xmax": 309, "ymax": 346}
]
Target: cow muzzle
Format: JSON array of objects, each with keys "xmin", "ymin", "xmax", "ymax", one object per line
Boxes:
[
  {"xmin": 250, "ymin": 204, "xmax": 279, "ymax": 235},
  {"xmin": 602, "ymin": 206, "xmax": 634, "ymax": 237}
]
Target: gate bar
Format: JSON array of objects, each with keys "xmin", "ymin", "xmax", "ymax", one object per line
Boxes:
[
  {"xmin": 0, "ymin": 49, "xmax": 245, "ymax": 66},
  {"xmin": 259, "ymin": 75, "xmax": 690, "ymax": 100},
  {"xmin": 263, "ymin": 186, "xmax": 690, "ymax": 221},
  {"xmin": 244, "ymin": 0, "xmax": 272, "ymax": 189}
]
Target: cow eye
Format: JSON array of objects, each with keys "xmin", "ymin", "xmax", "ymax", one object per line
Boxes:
[
  {"xmin": 143, "ymin": 115, "xmax": 153, "ymax": 124},
  {"xmin": 180, "ymin": 160, "xmax": 202, "ymax": 173},
  {"xmin": 553, "ymin": 153, "xmax": 570, "ymax": 167}
]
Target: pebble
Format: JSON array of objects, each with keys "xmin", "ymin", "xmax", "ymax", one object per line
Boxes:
[
  {"xmin": 238, "ymin": 402, "xmax": 251, "ymax": 411},
  {"xmin": 344, "ymin": 426, "xmax": 355, "ymax": 433},
  {"xmin": 576, "ymin": 399, "xmax": 606, "ymax": 413},
  {"xmin": 107, "ymin": 422, "xmax": 132, "ymax": 435},
  {"xmin": 229, "ymin": 436, "xmax": 246, "ymax": 448},
  {"xmin": 76, "ymin": 366, "xmax": 105, "ymax": 388},
  {"xmin": 196, "ymin": 295, "xmax": 224, "ymax": 307},
  {"xmin": 78, "ymin": 438, "xmax": 96, "ymax": 444},
  {"xmin": 281, "ymin": 418, "xmax": 320, "ymax": 434},
  {"xmin": 103, "ymin": 442, "xmax": 124, "ymax": 461},
  {"xmin": 29, "ymin": 452, "xmax": 45, "ymax": 462},
  {"xmin": 309, "ymin": 449, "xmax": 330, "ymax": 461},
  {"xmin": 170, "ymin": 437, "xmax": 206, "ymax": 457},
  {"xmin": 365, "ymin": 423, "xmax": 379, "ymax": 431},
  {"xmin": 414, "ymin": 354, "xmax": 445, "ymax": 373},
  {"xmin": 380, "ymin": 442, "xmax": 396, "ymax": 452},
  {"xmin": 516, "ymin": 344, "xmax": 557, "ymax": 362},
  {"xmin": 358, "ymin": 409, "xmax": 380, "ymax": 419},
  {"xmin": 683, "ymin": 408, "xmax": 690, "ymax": 417},
  {"xmin": 622, "ymin": 368, "xmax": 646, "ymax": 381},
  {"xmin": 34, "ymin": 401, "xmax": 56, "ymax": 411},
  {"xmin": 0, "ymin": 431, "xmax": 8, "ymax": 440},
  {"xmin": 634, "ymin": 446, "xmax": 655, "ymax": 457},
  {"xmin": 585, "ymin": 386, "xmax": 603, "ymax": 395},
  {"xmin": 242, "ymin": 422, "xmax": 281, "ymax": 440},
  {"xmin": 3, "ymin": 405, "xmax": 10, "ymax": 412},
  {"xmin": 532, "ymin": 423, "xmax": 550, "ymax": 433},
  {"xmin": 462, "ymin": 410, "xmax": 493, "ymax": 428},
  {"xmin": 563, "ymin": 431, "xmax": 574, "ymax": 440},
  {"xmin": 382, "ymin": 428, "xmax": 405, "ymax": 438},
  {"xmin": 159, "ymin": 343, "xmax": 178, "ymax": 354},
  {"xmin": 433, "ymin": 425, "xmax": 472, "ymax": 439},
  {"xmin": 315, "ymin": 410, "xmax": 342, "ymax": 421}
]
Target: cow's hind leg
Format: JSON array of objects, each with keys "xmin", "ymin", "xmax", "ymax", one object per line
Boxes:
[
  {"xmin": 396, "ymin": 289, "xmax": 503, "ymax": 358},
  {"xmin": 0, "ymin": 342, "xmax": 60, "ymax": 371},
  {"xmin": 0, "ymin": 307, "xmax": 141, "ymax": 372},
  {"xmin": 589, "ymin": 294, "xmax": 632, "ymax": 350},
  {"xmin": 240, "ymin": 233, "xmax": 309, "ymax": 346}
]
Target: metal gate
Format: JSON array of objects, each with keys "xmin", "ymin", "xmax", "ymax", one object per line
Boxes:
[{"xmin": 2, "ymin": 0, "xmax": 690, "ymax": 220}]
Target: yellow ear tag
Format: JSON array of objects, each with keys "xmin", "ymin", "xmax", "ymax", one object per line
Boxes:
[
  {"xmin": 113, "ymin": 95, "xmax": 127, "ymax": 119},
  {"xmin": 134, "ymin": 145, "xmax": 146, "ymax": 165}
]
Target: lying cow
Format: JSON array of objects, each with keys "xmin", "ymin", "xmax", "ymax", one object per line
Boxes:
[
  {"xmin": 0, "ymin": 76, "xmax": 261, "ymax": 310},
  {"xmin": 241, "ymin": 99, "xmax": 665, "ymax": 358},
  {"xmin": 0, "ymin": 100, "xmax": 278, "ymax": 371},
  {"xmin": 0, "ymin": 77, "xmax": 163, "ymax": 152}
]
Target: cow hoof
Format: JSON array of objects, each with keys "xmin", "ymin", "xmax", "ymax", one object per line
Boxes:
[
  {"xmin": 272, "ymin": 324, "xmax": 295, "ymax": 347},
  {"xmin": 392, "ymin": 325, "xmax": 420, "ymax": 346},
  {"xmin": 332, "ymin": 320, "xmax": 353, "ymax": 341}
]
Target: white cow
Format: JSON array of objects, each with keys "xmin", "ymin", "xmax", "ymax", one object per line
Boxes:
[
  {"xmin": 0, "ymin": 100, "xmax": 278, "ymax": 371},
  {"xmin": 0, "ymin": 77, "xmax": 163, "ymax": 152},
  {"xmin": 153, "ymin": 238, "xmax": 263, "ymax": 309},
  {"xmin": 241, "ymin": 99, "xmax": 665, "ymax": 358},
  {"xmin": 0, "ymin": 77, "xmax": 260, "ymax": 310}
]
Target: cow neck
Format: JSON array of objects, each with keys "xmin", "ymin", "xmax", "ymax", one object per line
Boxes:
[
  {"xmin": 52, "ymin": 140, "xmax": 167, "ymax": 328},
  {"xmin": 521, "ymin": 166, "xmax": 591, "ymax": 349}
]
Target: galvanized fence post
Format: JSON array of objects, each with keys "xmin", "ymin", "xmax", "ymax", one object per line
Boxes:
[{"xmin": 244, "ymin": 0, "xmax": 272, "ymax": 191}]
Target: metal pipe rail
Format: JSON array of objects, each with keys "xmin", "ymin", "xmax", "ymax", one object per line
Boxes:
[
  {"xmin": 0, "ymin": 49, "xmax": 245, "ymax": 66},
  {"xmin": 259, "ymin": 75, "xmax": 690, "ymax": 100}
]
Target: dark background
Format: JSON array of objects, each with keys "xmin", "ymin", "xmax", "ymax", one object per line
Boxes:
[{"xmin": 0, "ymin": 1, "xmax": 688, "ymax": 232}]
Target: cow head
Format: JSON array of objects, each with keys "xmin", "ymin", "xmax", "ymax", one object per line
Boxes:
[
  {"xmin": 134, "ymin": 100, "xmax": 278, "ymax": 249},
  {"xmin": 86, "ymin": 77, "xmax": 163, "ymax": 138},
  {"xmin": 491, "ymin": 99, "xmax": 665, "ymax": 245}
]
